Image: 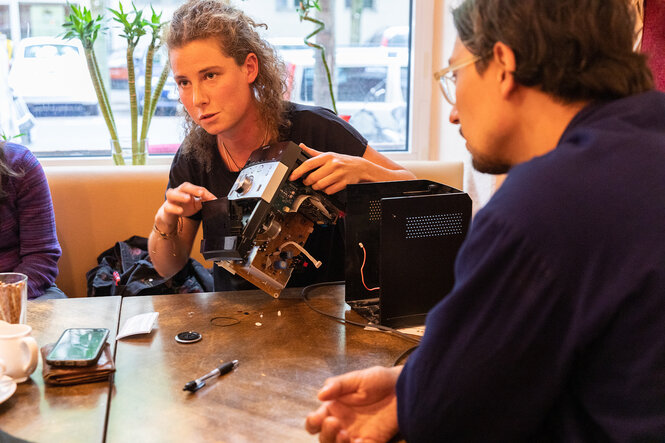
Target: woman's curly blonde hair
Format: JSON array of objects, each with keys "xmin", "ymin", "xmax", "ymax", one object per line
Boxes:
[{"xmin": 166, "ymin": 0, "xmax": 288, "ymax": 168}]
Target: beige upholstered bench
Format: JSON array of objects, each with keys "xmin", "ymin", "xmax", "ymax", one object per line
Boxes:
[{"xmin": 44, "ymin": 161, "xmax": 463, "ymax": 298}]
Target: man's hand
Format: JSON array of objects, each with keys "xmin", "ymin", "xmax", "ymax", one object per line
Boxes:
[
  {"xmin": 290, "ymin": 143, "xmax": 372, "ymax": 195},
  {"xmin": 305, "ymin": 366, "xmax": 402, "ymax": 443}
]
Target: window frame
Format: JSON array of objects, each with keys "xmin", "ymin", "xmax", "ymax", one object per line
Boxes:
[{"xmin": 400, "ymin": 0, "xmax": 435, "ymax": 161}]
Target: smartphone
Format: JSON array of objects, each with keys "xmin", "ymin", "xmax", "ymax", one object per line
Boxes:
[{"xmin": 45, "ymin": 328, "xmax": 110, "ymax": 367}]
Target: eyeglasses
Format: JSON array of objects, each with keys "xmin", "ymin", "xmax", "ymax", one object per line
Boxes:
[{"xmin": 433, "ymin": 55, "xmax": 481, "ymax": 105}]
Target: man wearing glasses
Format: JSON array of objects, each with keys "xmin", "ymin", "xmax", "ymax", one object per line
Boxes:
[{"xmin": 306, "ymin": 0, "xmax": 665, "ymax": 441}]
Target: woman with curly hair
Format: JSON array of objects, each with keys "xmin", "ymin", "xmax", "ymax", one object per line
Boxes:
[{"xmin": 149, "ymin": 0, "xmax": 414, "ymax": 291}]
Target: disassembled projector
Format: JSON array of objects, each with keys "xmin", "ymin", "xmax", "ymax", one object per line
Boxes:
[{"xmin": 200, "ymin": 141, "xmax": 342, "ymax": 297}]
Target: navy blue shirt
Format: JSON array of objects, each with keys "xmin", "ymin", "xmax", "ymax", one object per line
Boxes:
[
  {"xmin": 396, "ymin": 91, "xmax": 665, "ymax": 441},
  {"xmin": 169, "ymin": 102, "xmax": 367, "ymax": 290}
]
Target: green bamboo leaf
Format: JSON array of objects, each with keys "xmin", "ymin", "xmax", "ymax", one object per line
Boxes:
[{"xmin": 150, "ymin": 6, "xmax": 162, "ymax": 24}]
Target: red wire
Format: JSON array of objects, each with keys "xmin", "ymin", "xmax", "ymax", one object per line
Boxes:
[{"xmin": 360, "ymin": 243, "xmax": 380, "ymax": 291}]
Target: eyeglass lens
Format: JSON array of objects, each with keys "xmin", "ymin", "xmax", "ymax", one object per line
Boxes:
[{"xmin": 439, "ymin": 75, "xmax": 457, "ymax": 105}]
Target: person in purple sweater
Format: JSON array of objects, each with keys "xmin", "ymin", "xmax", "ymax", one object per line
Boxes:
[{"xmin": 0, "ymin": 141, "xmax": 66, "ymax": 300}]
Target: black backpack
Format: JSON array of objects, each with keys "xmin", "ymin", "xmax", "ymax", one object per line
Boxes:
[{"xmin": 86, "ymin": 236, "xmax": 213, "ymax": 297}]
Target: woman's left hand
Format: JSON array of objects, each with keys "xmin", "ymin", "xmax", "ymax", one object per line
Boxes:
[{"xmin": 289, "ymin": 143, "xmax": 371, "ymax": 195}]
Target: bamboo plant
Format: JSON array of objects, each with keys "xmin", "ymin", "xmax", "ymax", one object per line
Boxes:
[
  {"xmin": 297, "ymin": 0, "xmax": 337, "ymax": 114},
  {"xmin": 62, "ymin": 2, "xmax": 169, "ymax": 165}
]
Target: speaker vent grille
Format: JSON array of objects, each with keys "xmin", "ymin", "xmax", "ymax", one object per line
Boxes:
[
  {"xmin": 368, "ymin": 200, "xmax": 382, "ymax": 222},
  {"xmin": 405, "ymin": 213, "xmax": 464, "ymax": 239}
]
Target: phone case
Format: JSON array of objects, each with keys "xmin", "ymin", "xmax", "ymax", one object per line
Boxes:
[{"xmin": 45, "ymin": 328, "xmax": 110, "ymax": 367}]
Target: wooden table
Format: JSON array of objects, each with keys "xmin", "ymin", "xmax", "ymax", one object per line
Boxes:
[
  {"xmin": 106, "ymin": 286, "xmax": 412, "ymax": 442},
  {"xmin": 0, "ymin": 296, "xmax": 121, "ymax": 443}
]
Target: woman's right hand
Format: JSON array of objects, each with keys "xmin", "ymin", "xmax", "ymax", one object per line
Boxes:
[{"xmin": 155, "ymin": 182, "xmax": 217, "ymax": 229}]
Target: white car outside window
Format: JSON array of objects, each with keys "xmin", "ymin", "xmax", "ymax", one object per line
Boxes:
[{"xmin": 8, "ymin": 37, "xmax": 98, "ymax": 116}]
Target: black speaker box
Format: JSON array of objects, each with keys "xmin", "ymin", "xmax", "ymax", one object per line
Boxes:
[{"xmin": 345, "ymin": 180, "xmax": 472, "ymax": 328}]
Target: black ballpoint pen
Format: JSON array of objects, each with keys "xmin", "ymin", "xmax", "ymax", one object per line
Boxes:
[{"xmin": 183, "ymin": 360, "xmax": 239, "ymax": 392}]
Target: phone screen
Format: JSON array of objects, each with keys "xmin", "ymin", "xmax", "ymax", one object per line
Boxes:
[{"xmin": 46, "ymin": 328, "xmax": 110, "ymax": 366}]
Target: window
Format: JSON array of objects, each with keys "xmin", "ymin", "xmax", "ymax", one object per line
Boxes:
[{"xmin": 0, "ymin": 0, "xmax": 433, "ymax": 160}]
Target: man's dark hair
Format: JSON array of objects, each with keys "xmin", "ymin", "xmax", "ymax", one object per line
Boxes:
[{"xmin": 452, "ymin": 0, "xmax": 654, "ymax": 103}]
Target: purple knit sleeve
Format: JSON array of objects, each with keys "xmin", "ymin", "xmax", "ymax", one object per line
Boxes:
[{"xmin": 12, "ymin": 150, "xmax": 62, "ymax": 298}]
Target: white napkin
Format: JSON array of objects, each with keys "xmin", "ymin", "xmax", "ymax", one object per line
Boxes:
[{"xmin": 117, "ymin": 312, "xmax": 159, "ymax": 339}]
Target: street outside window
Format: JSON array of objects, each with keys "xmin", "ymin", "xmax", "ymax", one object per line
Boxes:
[{"xmin": 0, "ymin": 0, "xmax": 412, "ymax": 159}]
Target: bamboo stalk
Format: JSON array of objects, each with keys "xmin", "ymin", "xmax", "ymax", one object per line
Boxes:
[
  {"xmin": 126, "ymin": 45, "xmax": 139, "ymax": 165},
  {"xmin": 149, "ymin": 63, "xmax": 170, "ymax": 123},
  {"xmin": 303, "ymin": 21, "xmax": 337, "ymax": 114},
  {"xmin": 83, "ymin": 48, "xmax": 123, "ymax": 165},
  {"xmin": 92, "ymin": 50, "xmax": 118, "ymax": 134},
  {"xmin": 91, "ymin": 50, "xmax": 116, "ymax": 133},
  {"xmin": 140, "ymin": 43, "xmax": 155, "ymax": 164}
]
